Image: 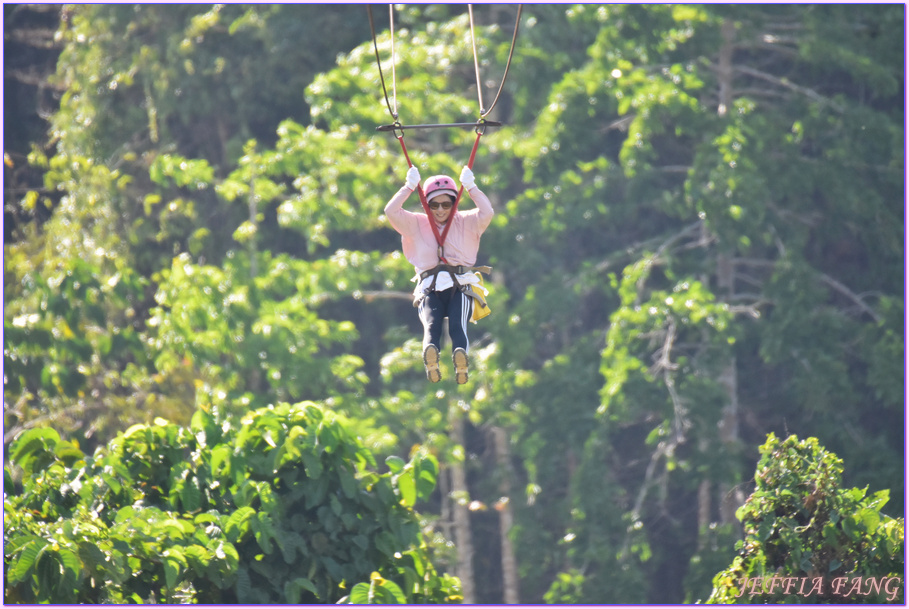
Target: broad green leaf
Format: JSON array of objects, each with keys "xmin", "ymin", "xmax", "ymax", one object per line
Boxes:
[
  {"xmin": 235, "ymin": 566, "xmax": 252, "ymax": 602},
  {"xmin": 9, "ymin": 428, "xmax": 60, "ymax": 471},
  {"xmin": 210, "ymin": 445, "xmax": 232, "ymax": 479},
  {"xmin": 396, "ymin": 470, "xmax": 416, "ymax": 508},
  {"xmin": 414, "ymin": 454, "xmax": 439, "ymax": 502},
  {"xmin": 57, "ymin": 547, "xmax": 82, "ymax": 585},
  {"xmin": 225, "ymin": 506, "xmax": 256, "ymax": 542},
  {"xmin": 162, "ymin": 548, "xmax": 187, "ymax": 590},
  {"xmin": 8, "ymin": 538, "xmax": 49, "ymax": 584},
  {"xmin": 181, "ymin": 475, "xmax": 202, "ymax": 512},
  {"xmin": 339, "ymin": 467, "xmax": 358, "ymax": 499},
  {"xmin": 349, "ymin": 582, "xmax": 372, "ymax": 604},
  {"xmin": 284, "ymin": 577, "xmax": 318, "ymax": 604},
  {"xmin": 385, "ymin": 455, "xmax": 405, "ymax": 474},
  {"xmin": 372, "ymin": 574, "xmax": 407, "ymax": 604},
  {"xmin": 251, "ymin": 512, "xmax": 276, "ymax": 554}
]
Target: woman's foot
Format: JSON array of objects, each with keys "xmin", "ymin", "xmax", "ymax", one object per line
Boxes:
[
  {"xmin": 423, "ymin": 344, "xmax": 441, "ymax": 383},
  {"xmin": 452, "ymin": 347, "xmax": 469, "ymax": 385}
]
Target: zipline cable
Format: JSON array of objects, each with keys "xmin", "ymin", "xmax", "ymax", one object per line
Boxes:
[
  {"xmin": 367, "ymin": 4, "xmax": 397, "ymax": 121},
  {"xmin": 389, "ymin": 4, "xmax": 398, "ymax": 119},
  {"xmin": 368, "ymin": 4, "xmax": 522, "ymax": 127},
  {"xmin": 367, "ymin": 4, "xmax": 522, "ymax": 259},
  {"xmin": 479, "ymin": 4, "xmax": 522, "ymax": 118},
  {"xmin": 468, "ymin": 5, "xmax": 486, "ymax": 115}
]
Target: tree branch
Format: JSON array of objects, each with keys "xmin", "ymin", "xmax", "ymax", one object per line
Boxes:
[
  {"xmin": 818, "ymin": 272, "xmax": 883, "ymax": 324},
  {"xmin": 731, "ymin": 257, "xmax": 883, "ymax": 323},
  {"xmin": 735, "ymin": 65, "xmax": 845, "ymax": 112},
  {"xmin": 5, "ymin": 28, "xmax": 62, "ymax": 50},
  {"xmin": 355, "ymin": 290, "xmax": 414, "ymax": 302}
]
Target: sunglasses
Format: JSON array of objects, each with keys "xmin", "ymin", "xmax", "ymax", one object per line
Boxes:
[{"xmin": 429, "ymin": 199, "xmax": 454, "ymax": 210}]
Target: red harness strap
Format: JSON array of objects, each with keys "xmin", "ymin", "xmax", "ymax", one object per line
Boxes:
[{"xmin": 395, "ymin": 128, "xmax": 483, "ymax": 264}]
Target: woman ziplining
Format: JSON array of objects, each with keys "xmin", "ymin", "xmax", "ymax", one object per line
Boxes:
[
  {"xmin": 385, "ymin": 165, "xmax": 493, "ymax": 385},
  {"xmin": 369, "ymin": 4, "xmax": 521, "ymax": 384}
]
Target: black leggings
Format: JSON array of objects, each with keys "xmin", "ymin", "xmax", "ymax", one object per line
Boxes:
[{"xmin": 419, "ymin": 287, "xmax": 474, "ymax": 353}]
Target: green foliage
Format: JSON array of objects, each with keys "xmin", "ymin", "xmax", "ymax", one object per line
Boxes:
[
  {"xmin": 4, "ymin": 3, "xmax": 903, "ymax": 604},
  {"xmin": 3, "ymin": 247, "xmax": 195, "ymax": 450},
  {"xmin": 600, "ymin": 255, "xmax": 734, "ymax": 419},
  {"xmin": 708, "ymin": 434, "xmax": 904, "ymax": 603},
  {"xmin": 4, "ymin": 404, "xmax": 460, "ymax": 604},
  {"xmin": 347, "ymin": 572, "xmax": 407, "ymax": 604},
  {"xmin": 4, "ymin": 4, "xmax": 389, "ymax": 451},
  {"xmin": 150, "ymin": 250, "xmax": 373, "ymax": 411}
]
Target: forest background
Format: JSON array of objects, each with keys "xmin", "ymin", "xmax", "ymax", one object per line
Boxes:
[{"xmin": 3, "ymin": 3, "xmax": 905, "ymax": 604}]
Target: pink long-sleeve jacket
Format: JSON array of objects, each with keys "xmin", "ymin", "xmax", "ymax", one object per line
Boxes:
[{"xmin": 384, "ymin": 184, "xmax": 494, "ymax": 292}]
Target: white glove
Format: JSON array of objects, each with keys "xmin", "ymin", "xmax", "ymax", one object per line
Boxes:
[
  {"xmin": 460, "ymin": 166, "xmax": 476, "ymax": 190},
  {"xmin": 405, "ymin": 166, "xmax": 421, "ymax": 191}
]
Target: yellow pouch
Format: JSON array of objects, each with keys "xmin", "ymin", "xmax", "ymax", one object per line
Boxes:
[{"xmin": 469, "ymin": 273, "xmax": 491, "ymax": 323}]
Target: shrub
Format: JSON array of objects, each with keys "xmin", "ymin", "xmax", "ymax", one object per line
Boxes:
[
  {"xmin": 708, "ymin": 433, "xmax": 903, "ymax": 604},
  {"xmin": 4, "ymin": 402, "xmax": 461, "ymax": 604}
]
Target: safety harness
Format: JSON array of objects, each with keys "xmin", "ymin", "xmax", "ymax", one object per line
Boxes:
[
  {"xmin": 415, "ymin": 263, "xmax": 492, "ymax": 322},
  {"xmin": 418, "ymin": 263, "xmax": 492, "ymax": 299}
]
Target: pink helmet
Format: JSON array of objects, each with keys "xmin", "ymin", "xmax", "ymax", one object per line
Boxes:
[{"xmin": 423, "ymin": 175, "xmax": 458, "ymax": 202}]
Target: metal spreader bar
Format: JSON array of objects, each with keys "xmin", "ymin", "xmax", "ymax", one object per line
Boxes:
[{"xmin": 376, "ymin": 120, "xmax": 503, "ymax": 132}]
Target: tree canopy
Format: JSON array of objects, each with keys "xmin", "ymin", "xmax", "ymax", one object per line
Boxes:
[{"xmin": 4, "ymin": 4, "xmax": 904, "ymax": 604}]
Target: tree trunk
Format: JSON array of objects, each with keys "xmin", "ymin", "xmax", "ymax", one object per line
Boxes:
[
  {"xmin": 710, "ymin": 18, "xmax": 746, "ymax": 534},
  {"xmin": 717, "ymin": 18, "xmax": 735, "ymax": 116},
  {"xmin": 439, "ymin": 463, "xmax": 453, "ymax": 545},
  {"xmin": 491, "ymin": 426, "xmax": 520, "ymax": 604},
  {"xmin": 697, "ymin": 478, "xmax": 710, "ymax": 549},
  {"xmin": 449, "ymin": 410, "xmax": 476, "ymax": 603},
  {"xmin": 716, "ymin": 356, "xmax": 744, "ymax": 531}
]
